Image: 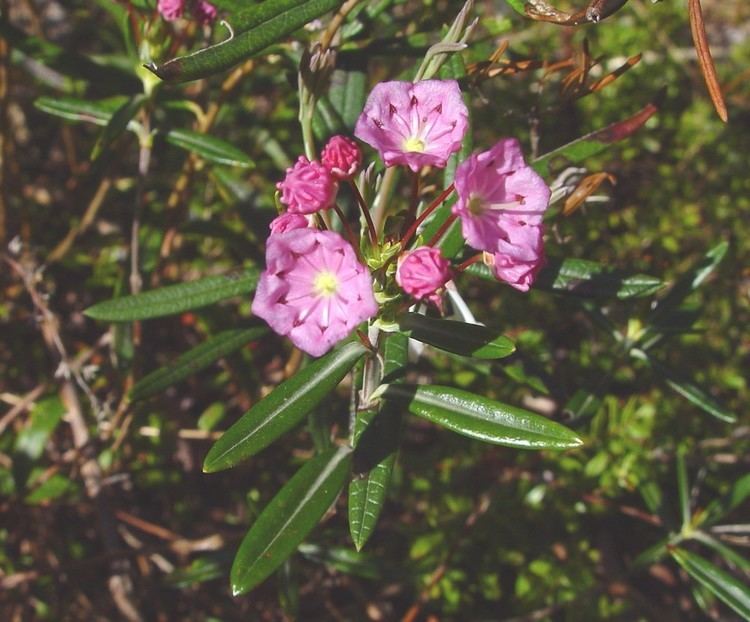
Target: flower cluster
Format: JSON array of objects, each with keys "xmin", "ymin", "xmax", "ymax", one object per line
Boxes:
[
  {"xmin": 252, "ymin": 80, "xmax": 551, "ymax": 356},
  {"xmin": 157, "ymin": 0, "xmax": 217, "ymax": 24}
]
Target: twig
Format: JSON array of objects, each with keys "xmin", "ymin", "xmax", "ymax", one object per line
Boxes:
[
  {"xmin": 0, "ymin": 383, "xmax": 47, "ymax": 436},
  {"xmin": 3, "ymin": 252, "xmax": 142, "ymax": 621},
  {"xmin": 47, "ymin": 177, "xmax": 113, "ymax": 263},
  {"xmin": 319, "ymin": 0, "xmax": 362, "ymax": 50},
  {"xmin": 687, "ymin": 0, "xmax": 728, "ymax": 122}
]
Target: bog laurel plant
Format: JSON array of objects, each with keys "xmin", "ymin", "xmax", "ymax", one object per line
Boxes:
[{"xmin": 52, "ymin": 0, "xmax": 745, "ymax": 612}]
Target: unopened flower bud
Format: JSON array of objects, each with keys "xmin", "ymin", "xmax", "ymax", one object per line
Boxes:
[
  {"xmin": 276, "ymin": 156, "xmax": 338, "ymax": 214},
  {"xmin": 396, "ymin": 246, "xmax": 452, "ymax": 308},
  {"xmin": 321, "ymin": 135, "xmax": 362, "ymax": 180}
]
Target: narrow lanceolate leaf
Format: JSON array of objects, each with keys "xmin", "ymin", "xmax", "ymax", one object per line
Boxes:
[
  {"xmin": 384, "ymin": 384, "xmax": 582, "ymax": 449},
  {"xmin": 231, "ymin": 446, "xmax": 352, "ymax": 595},
  {"xmin": 532, "ymin": 101, "xmax": 658, "ymax": 177},
  {"xmin": 502, "ymin": 0, "xmax": 526, "ymax": 16},
  {"xmin": 649, "ymin": 241, "xmax": 728, "ymax": 321},
  {"xmin": 700, "ymin": 473, "xmax": 750, "ymax": 528},
  {"xmin": 349, "ymin": 332, "xmax": 407, "ymax": 551},
  {"xmin": 466, "ymin": 258, "xmax": 663, "ymax": 299},
  {"xmin": 91, "ymin": 93, "xmax": 147, "ymax": 161},
  {"xmin": 130, "ymin": 327, "xmax": 266, "ymax": 401},
  {"xmin": 165, "ymin": 129, "xmax": 254, "ymax": 168},
  {"xmin": 34, "ymin": 96, "xmax": 125, "ymax": 126},
  {"xmin": 204, "ymin": 341, "xmax": 368, "ymax": 472},
  {"xmin": 398, "ymin": 313, "xmax": 515, "ymax": 360},
  {"xmin": 632, "ymin": 351, "xmax": 735, "ymax": 423},
  {"xmin": 84, "ymin": 268, "xmax": 258, "ymax": 322},
  {"xmin": 149, "ymin": 0, "xmax": 344, "ymax": 83},
  {"xmin": 670, "ymin": 548, "xmax": 750, "ymax": 620}
]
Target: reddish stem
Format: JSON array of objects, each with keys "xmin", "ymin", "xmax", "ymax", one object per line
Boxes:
[
  {"xmin": 401, "ymin": 183, "xmax": 455, "ymax": 248},
  {"xmin": 455, "ymin": 253, "xmax": 483, "ymax": 272},
  {"xmin": 332, "ymin": 204, "xmax": 360, "ymax": 257},
  {"xmin": 348, "ymin": 179, "xmax": 377, "ymax": 246},
  {"xmin": 426, "ymin": 213, "xmax": 458, "ymax": 248}
]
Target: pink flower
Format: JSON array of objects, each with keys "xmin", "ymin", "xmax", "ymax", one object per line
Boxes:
[
  {"xmin": 252, "ymin": 229, "xmax": 378, "ymax": 357},
  {"xmin": 453, "ymin": 138, "xmax": 550, "ymax": 252},
  {"xmin": 192, "ymin": 0, "xmax": 217, "ymax": 23},
  {"xmin": 354, "ymin": 80, "xmax": 469, "ymax": 172},
  {"xmin": 487, "ymin": 221, "xmax": 545, "ymax": 292},
  {"xmin": 321, "ymin": 135, "xmax": 362, "ymax": 180},
  {"xmin": 276, "ymin": 156, "xmax": 337, "ymax": 215},
  {"xmin": 396, "ymin": 247, "xmax": 452, "ymax": 308},
  {"xmin": 269, "ymin": 213, "xmax": 309, "ymax": 234},
  {"xmin": 158, "ymin": 0, "xmax": 185, "ymax": 21}
]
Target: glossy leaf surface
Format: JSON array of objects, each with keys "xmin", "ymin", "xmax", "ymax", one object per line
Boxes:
[
  {"xmin": 349, "ymin": 332, "xmax": 407, "ymax": 551},
  {"xmin": 204, "ymin": 341, "xmax": 368, "ymax": 472},
  {"xmin": 231, "ymin": 446, "xmax": 351, "ymax": 595},
  {"xmin": 384, "ymin": 384, "xmax": 582, "ymax": 449},
  {"xmin": 670, "ymin": 547, "xmax": 750, "ymax": 619},
  {"xmin": 399, "ymin": 313, "xmax": 515, "ymax": 360}
]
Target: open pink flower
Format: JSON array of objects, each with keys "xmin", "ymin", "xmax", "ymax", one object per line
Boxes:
[
  {"xmin": 354, "ymin": 80, "xmax": 468, "ymax": 172},
  {"xmin": 158, "ymin": 0, "xmax": 185, "ymax": 21},
  {"xmin": 321, "ymin": 135, "xmax": 362, "ymax": 180},
  {"xmin": 487, "ymin": 221, "xmax": 545, "ymax": 292},
  {"xmin": 276, "ymin": 156, "xmax": 337, "ymax": 214},
  {"xmin": 269, "ymin": 213, "xmax": 309, "ymax": 234},
  {"xmin": 396, "ymin": 247, "xmax": 451, "ymax": 308},
  {"xmin": 252, "ymin": 229, "xmax": 378, "ymax": 357},
  {"xmin": 453, "ymin": 138, "xmax": 550, "ymax": 252}
]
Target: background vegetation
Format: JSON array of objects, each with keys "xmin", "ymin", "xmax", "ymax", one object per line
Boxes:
[{"xmin": 1, "ymin": 0, "xmax": 748, "ymax": 619}]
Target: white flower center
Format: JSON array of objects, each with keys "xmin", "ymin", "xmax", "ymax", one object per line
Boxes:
[{"xmin": 313, "ymin": 270, "xmax": 339, "ymax": 297}]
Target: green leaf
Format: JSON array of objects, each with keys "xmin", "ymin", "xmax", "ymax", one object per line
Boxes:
[
  {"xmin": 693, "ymin": 532, "xmax": 750, "ymax": 573},
  {"xmin": 165, "ymin": 129, "xmax": 255, "ymax": 168},
  {"xmin": 676, "ymin": 447, "xmax": 691, "ymax": 529},
  {"xmin": 34, "ymin": 96, "xmax": 125, "ymax": 126},
  {"xmin": 131, "ymin": 327, "xmax": 266, "ymax": 401},
  {"xmin": 466, "ymin": 257, "xmax": 663, "ymax": 299},
  {"xmin": 14, "ymin": 396, "xmax": 66, "ymax": 462},
  {"xmin": 231, "ymin": 446, "xmax": 352, "ymax": 595},
  {"xmin": 91, "ymin": 93, "xmax": 147, "ymax": 160},
  {"xmin": 384, "ymin": 384, "xmax": 583, "ymax": 449},
  {"xmin": 204, "ymin": 341, "xmax": 368, "ymax": 472},
  {"xmin": 149, "ymin": 0, "xmax": 344, "ymax": 83},
  {"xmin": 533, "ymin": 102, "xmax": 658, "ymax": 177},
  {"xmin": 328, "ymin": 69, "xmax": 366, "ymax": 129},
  {"xmin": 648, "ymin": 242, "xmax": 728, "ymax": 321},
  {"xmin": 84, "ymin": 268, "xmax": 258, "ymax": 322},
  {"xmin": 349, "ymin": 332, "xmax": 407, "ymax": 551},
  {"xmin": 398, "ymin": 313, "xmax": 515, "ymax": 360},
  {"xmin": 298, "ymin": 543, "xmax": 392, "ymax": 580},
  {"xmin": 670, "ymin": 547, "xmax": 750, "ymax": 619},
  {"xmin": 700, "ymin": 473, "xmax": 750, "ymax": 528},
  {"xmin": 632, "ymin": 351, "xmax": 735, "ymax": 423},
  {"xmin": 25, "ymin": 474, "xmax": 77, "ymax": 505},
  {"xmin": 502, "ymin": 0, "xmax": 527, "ymax": 15}
]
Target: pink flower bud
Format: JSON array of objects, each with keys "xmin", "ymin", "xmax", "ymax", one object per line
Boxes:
[
  {"xmin": 158, "ymin": 0, "xmax": 185, "ymax": 21},
  {"xmin": 193, "ymin": 0, "xmax": 217, "ymax": 24},
  {"xmin": 321, "ymin": 135, "xmax": 362, "ymax": 180},
  {"xmin": 269, "ymin": 213, "xmax": 309, "ymax": 234},
  {"xmin": 276, "ymin": 156, "xmax": 338, "ymax": 214},
  {"xmin": 396, "ymin": 246, "xmax": 451, "ymax": 308}
]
